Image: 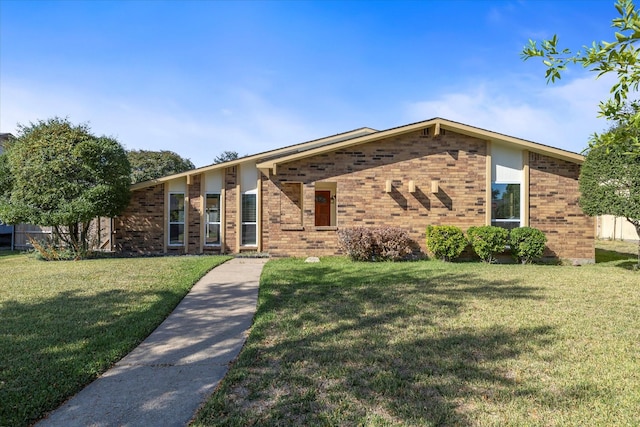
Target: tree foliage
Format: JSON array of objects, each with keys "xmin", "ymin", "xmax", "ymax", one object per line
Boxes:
[
  {"xmin": 579, "ymin": 121, "xmax": 640, "ymax": 266},
  {"xmin": 0, "ymin": 118, "xmax": 131, "ymax": 257},
  {"xmin": 522, "ymin": 0, "xmax": 640, "ymax": 126},
  {"xmin": 127, "ymin": 149, "xmax": 195, "ymax": 184},
  {"xmin": 213, "ymin": 150, "xmax": 239, "ymax": 164},
  {"xmin": 522, "ymin": 0, "xmax": 640, "ymax": 267}
]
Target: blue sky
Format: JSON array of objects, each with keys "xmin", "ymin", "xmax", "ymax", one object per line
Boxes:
[{"xmin": 0, "ymin": 0, "xmax": 621, "ymax": 167}]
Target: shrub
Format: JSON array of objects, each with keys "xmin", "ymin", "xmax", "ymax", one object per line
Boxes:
[
  {"xmin": 337, "ymin": 227, "xmax": 373, "ymax": 261},
  {"xmin": 509, "ymin": 227, "xmax": 547, "ymax": 264},
  {"xmin": 425, "ymin": 225, "xmax": 467, "ymax": 261},
  {"xmin": 28, "ymin": 237, "xmax": 85, "ymax": 261},
  {"xmin": 371, "ymin": 227, "xmax": 413, "ymax": 261},
  {"xmin": 467, "ymin": 226, "xmax": 509, "ymax": 263},
  {"xmin": 337, "ymin": 226, "xmax": 413, "ymax": 261}
]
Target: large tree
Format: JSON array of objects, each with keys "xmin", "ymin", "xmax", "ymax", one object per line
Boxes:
[
  {"xmin": 522, "ymin": 0, "xmax": 640, "ymax": 134},
  {"xmin": 522, "ymin": 0, "xmax": 640, "ymax": 266},
  {"xmin": 0, "ymin": 118, "xmax": 131, "ymax": 257},
  {"xmin": 579, "ymin": 119, "xmax": 640, "ymax": 267},
  {"xmin": 127, "ymin": 149, "xmax": 195, "ymax": 184}
]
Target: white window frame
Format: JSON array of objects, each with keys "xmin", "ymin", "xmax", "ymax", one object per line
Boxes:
[
  {"xmin": 491, "ymin": 182, "xmax": 523, "ymax": 230},
  {"xmin": 241, "ymin": 191, "xmax": 257, "ymax": 246},
  {"xmin": 168, "ymin": 192, "xmax": 185, "ymax": 246},
  {"xmin": 205, "ymin": 193, "xmax": 222, "ymax": 246}
]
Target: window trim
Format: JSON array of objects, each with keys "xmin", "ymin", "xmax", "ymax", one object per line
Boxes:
[
  {"xmin": 491, "ymin": 182, "xmax": 523, "ymax": 229},
  {"xmin": 168, "ymin": 192, "xmax": 186, "ymax": 246},
  {"xmin": 314, "ymin": 182, "xmax": 337, "ymax": 227},
  {"xmin": 204, "ymin": 193, "xmax": 222, "ymax": 247},
  {"xmin": 241, "ymin": 191, "xmax": 258, "ymax": 247}
]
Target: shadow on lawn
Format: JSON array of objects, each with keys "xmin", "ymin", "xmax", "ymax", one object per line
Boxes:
[
  {"xmin": 199, "ymin": 262, "xmax": 554, "ymax": 426},
  {"xmin": 0, "ymin": 250, "xmax": 21, "ymax": 258},
  {"xmin": 596, "ymin": 247, "xmax": 639, "ymax": 270},
  {"xmin": 0, "ymin": 287, "xmax": 184, "ymax": 427}
]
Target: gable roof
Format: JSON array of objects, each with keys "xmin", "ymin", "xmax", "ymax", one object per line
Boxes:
[
  {"xmin": 131, "ymin": 126, "xmax": 377, "ymax": 189},
  {"xmin": 131, "ymin": 117, "xmax": 585, "ymax": 189},
  {"xmin": 256, "ymin": 117, "xmax": 585, "ymax": 175}
]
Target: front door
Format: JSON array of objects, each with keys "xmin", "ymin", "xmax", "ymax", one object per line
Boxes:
[{"xmin": 315, "ymin": 191, "xmax": 331, "ymax": 226}]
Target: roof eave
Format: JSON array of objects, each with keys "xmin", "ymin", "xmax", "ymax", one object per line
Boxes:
[
  {"xmin": 257, "ymin": 118, "xmax": 585, "ymax": 173},
  {"xmin": 130, "ymin": 126, "xmax": 379, "ymax": 190}
]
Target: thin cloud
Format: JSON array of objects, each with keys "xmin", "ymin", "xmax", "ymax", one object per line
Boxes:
[
  {"xmin": 0, "ymin": 79, "xmax": 320, "ymax": 167},
  {"xmin": 405, "ymin": 73, "xmax": 614, "ymax": 154}
]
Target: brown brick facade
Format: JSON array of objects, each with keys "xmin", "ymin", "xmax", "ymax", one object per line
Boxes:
[
  {"xmin": 187, "ymin": 174, "xmax": 202, "ymax": 253},
  {"xmin": 224, "ymin": 166, "xmax": 238, "ymax": 253},
  {"xmin": 113, "ymin": 122, "xmax": 595, "ymax": 263},
  {"xmin": 114, "ymin": 184, "xmax": 165, "ymax": 254},
  {"xmin": 263, "ymin": 130, "xmax": 488, "ymax": 257},
  {"xmin": 529, "ymin": 152, "xmax": 594, "ymax": 263}
]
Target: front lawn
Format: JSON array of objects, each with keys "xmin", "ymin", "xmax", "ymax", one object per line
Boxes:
[
  {"xmin": 0, "ymin": 253, "xmax": 230, "ymax": 427},
  {"xmin": 193, "ymin": 241, "xmax": 639, "ymax": 426}
]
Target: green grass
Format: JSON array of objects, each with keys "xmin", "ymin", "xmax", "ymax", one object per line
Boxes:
[
  {"xmin": 0, "ymin": 253, "xmax": 231, "ymax": 427},
  {"xmin": 193, "ymin": 242, "xmax": 639, "ymax": 426}
]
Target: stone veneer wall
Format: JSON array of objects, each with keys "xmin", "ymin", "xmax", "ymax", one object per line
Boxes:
[
  {"xmin": 114, "ymin": 184, "xmax": 165, "ymax": 253},
  {"xmin": 263, "ymin": 130, "xmax": 488, "ymax": 257},
  {"xmin": 529, "ymin": 152, "xmax": 595, "ymax": 263}
]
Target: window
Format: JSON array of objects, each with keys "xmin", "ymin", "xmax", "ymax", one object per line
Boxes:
[
  {"xmin": 169, "ymin": 193, "xmax": 185, "ymax": 245},
  {"xmin": 205, "ymin": 194, "xmax": 221, "ymax": 245},
  {"xmin": 241, "ymin": 193, "xmax": 257, "ymax": 246},
  {"xmin": 491, "ymin": 183, "xmax": 521, "ymax": 230}
]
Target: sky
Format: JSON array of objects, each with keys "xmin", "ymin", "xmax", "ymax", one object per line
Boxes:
[{"xmin": 0, "ymin": 0, "xmax": 624, "ymax": 167}]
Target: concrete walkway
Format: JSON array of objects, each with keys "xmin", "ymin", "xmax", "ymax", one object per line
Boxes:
[{"xmin": 37, "ymin": 257, "xmax": 267, "ymax": 427}]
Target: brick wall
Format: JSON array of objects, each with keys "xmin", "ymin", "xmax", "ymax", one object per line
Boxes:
[
  {"xmin": 529, "ymin": 152, "xmax": 595, "ymax": 263},
  {"xmin": 224, "ymin": 166, "xmax": 238, "ymax": 253},
  {"xmin": 113, "ymin": 131, "xmax": 593, "ymax": 263},
  {"xmin": 187, "ymin": 174, "xmax": 202, "ymax": 253},
  {"xmin": 280, "ymin": 182, "xmax": 303, "ymax": 226},
  {"xmin": 114, "ymin": 184, "xmax": 165, "ymax": 254},
  {"xmin": 263, "ymin": 129, "xmax": 488, "ymax": 257}
]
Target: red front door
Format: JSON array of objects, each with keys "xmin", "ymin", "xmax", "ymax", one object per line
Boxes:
[{"xmin": 315, "ymin": 191, "xmax": 331, "ymax": 226}]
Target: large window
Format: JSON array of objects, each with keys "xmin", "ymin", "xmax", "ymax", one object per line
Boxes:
[
  {"xmin": 491, "ymin": 183, "xmax": 520, "ymax": 230},
  {"xmin": 169, "ymin": 193, "xmax": 185, "ymax": 245},
  {"xmin": 205, "ymin": 194, "xmax": 221, "ymax": 245},
  {"xmin": 241, "ymin": 193, "xmax": 257, "ymax": 246}
]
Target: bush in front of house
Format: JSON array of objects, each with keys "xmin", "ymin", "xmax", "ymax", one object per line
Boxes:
[
  {"xmin": 337, "ymin": 226, "xmax": 413, "ymax": 261},
  {"xmin": 371, "ymin": 226, "xmax": 413, "ymax": 261},
  {"xmin": 509, "ymin": 227, "xmax": 547, "ymax": 264},
  {"xmin": 467, "ymin": 225, "xmax": 509, "ymax": 263},
  {"xmin": 337, "ymin": 227, "xmax": 373, "ymax": 261},
  {"xmin": 425, "ymin": 225, "xmax": 467, "ymax": 261}
]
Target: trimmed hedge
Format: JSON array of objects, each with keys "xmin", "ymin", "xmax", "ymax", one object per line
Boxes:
[
  {"xmin": 337, "ymin": 226, "xmax": 413, "ymax": 261},
  {"xmin": 467, "ymin": 226, "xmax": 509, "ymax": 263},
  {"xmin": 425, "ymin": 225, "xmax": 467, "ymax": 261},
  {"xmin": 509, "ymin": 227, "xmax": 547, "ymax": 264}
]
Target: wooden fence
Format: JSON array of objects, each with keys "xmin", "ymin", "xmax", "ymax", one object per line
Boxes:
[
  {"xmin": 597, "ymin": 215, "xmax": 639, "ymax": 241},
  {"xmin": 12, "ymin": 218, "xmax": 113, "ymax": 251}
]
